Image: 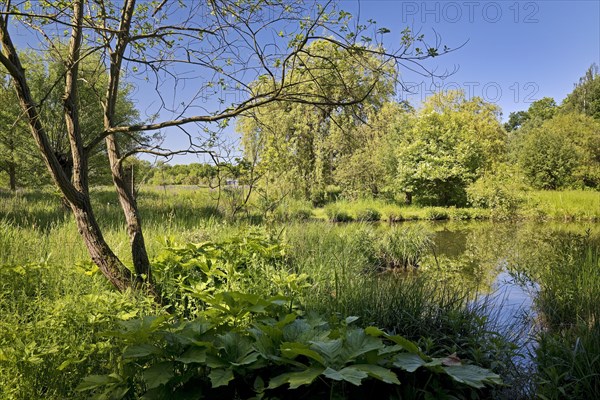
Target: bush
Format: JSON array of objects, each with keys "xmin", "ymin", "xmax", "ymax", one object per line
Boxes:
[
  {"xmin": 355, "ymin": 208, "xmax": 381, "ymax": 222},
  {"xmin": 424, "ymin": 208, "xmax": 449, "ymax": 221},
  {"xmin": 325, "ymin": 206, "xmax": 354, "ymax": 222},
  {"xmin": 467, "ymin": 165, "xmax": 527, "ymax": 219}
]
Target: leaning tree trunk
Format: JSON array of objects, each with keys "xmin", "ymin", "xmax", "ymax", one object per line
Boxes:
[
  {"xmin": 106, "ymin": 134, "xmax": 153, "ymax": 287},
  {"xmin": 71, "ymin": 197, "xmax": 136, "ymax": 291},
  {"xmin": 0, "ymin": 0, "xmax": 147, "ymax": 298}
]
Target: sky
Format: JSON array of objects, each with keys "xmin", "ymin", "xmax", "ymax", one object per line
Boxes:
[
  {"xmin": 6, "ymin": 1, "xmax": 600, "ymax": 164},
  {"xmin": 350, "ymin": 0, "xmax": 600, "ymax": 117},
  {"xmin": 165, "ymin": 0, "xmax": 600, "ymax": 164}
]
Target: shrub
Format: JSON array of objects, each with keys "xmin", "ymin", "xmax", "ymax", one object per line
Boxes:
[
  {"xmin": 355, "ymin": 208, "xmax": 381, "ymax": 222},
  {"xmin": 78, "ymin": 292, "xmax": 502, "ymax": 400},
  {"xmin": 325, "ymin": 206, "xmax": 354, "ymax": 222},
  {"xmin": 377, "ymin": 226, "xmax": 433, "ymax": 269},
  {"xmin": 467, "ymin": 165, "xmax": 527, "ymax": 219}
]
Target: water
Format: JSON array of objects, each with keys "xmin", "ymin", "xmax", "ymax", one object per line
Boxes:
[{"xmin": 423, "ymin": 220, "xmax": 599, "ymax": 368}]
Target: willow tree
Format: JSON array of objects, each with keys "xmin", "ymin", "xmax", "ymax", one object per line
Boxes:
[
  {"xmin": 0, "ymin": 0, "xmax": 450, "ymax": 297},
  {"xmin": 238, "ymin": 39, "xmax": 397, "ymax": 201}
]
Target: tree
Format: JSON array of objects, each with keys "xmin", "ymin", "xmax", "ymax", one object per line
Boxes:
[
  {"xmin": 395, "ymin": 91, "xmax": 506, "ymax": 206},
  {"xmin": 333, "ymin": 101, "xmax": 414, "ymax": 199},
  {"xmin": 516, "ymin": 112, "xmax": 600, "ymax": 189},
  {"xmin": 0, "ymin": 0, "xmax": 451, "ymax": 297},
  {"xmin": 504, "ymin": 110, "xmax": 529, "ymax": 132},
  {"xmin": 0, "ymin": 50, "xmax": 140, "ymax": 190},
  {"xmin": 238, "ymin": 39, "xmax": 396, "ymax": 201},
  {"xmin": 562, "ymin": 64, "xmax": 600, "ymax": 120}
]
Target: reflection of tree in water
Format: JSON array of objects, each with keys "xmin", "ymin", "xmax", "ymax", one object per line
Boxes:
[{"xmin": 415, "ymin": 222, "xmax": 599, "ymax": 296}]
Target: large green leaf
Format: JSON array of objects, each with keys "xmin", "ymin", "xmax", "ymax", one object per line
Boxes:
[
  {"xmin": 280, "ymin": 342, "xmax": 326, "ymax": 365},
  {"xmin": 310, "ymin": 339, "xmax": 343, "ymax": 364},
  {"xmin": 143, "ymin": 362, "xmax": 175, "ymax": 389},
  {"xmin": 443, "ymin": 365, "xmax": 502, "ymax": 389},
  {"xmin": 209, "ymin": 368, "xmax": 234, "ymax": 388},
  {"xmin": 123, "ymin": 344, "xmax": 162, "ymax": 359},
  {"xmin": 365, "ymin": 327, "xmax": 423, "ymax": 356},
  {"xmin": 176, "ymin": 347, "xmax": 207, "ymax": 364},
  {"xmin": 341, "ymin": 328, "xmax": 384, "ymax": 362},
  {"xmin": 352, "ymin": 364, "xmax": 400, "ymax": 385},
  {"xmin": 393, "ymin": 353, "xmax": 426, "ymax": 373},
  {"xmin": 323, "ymin": 366, "xmax": 368, "ymax": 386},
  {"xmin": 268, "ymin": 366, "xmax": 325, "ymax": 389}
]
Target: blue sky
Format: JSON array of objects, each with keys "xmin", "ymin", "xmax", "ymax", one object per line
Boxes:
[
  {"xmin": 349, "ymin": 0, "xmax": 600, "ymax": 117},
  {"xmin": 7, "ymin": 1, "xmax": 600, "ymax": 164},
  {"xmin": 164, "ymin": 0, "xmax": 600, "ymax": 163}
]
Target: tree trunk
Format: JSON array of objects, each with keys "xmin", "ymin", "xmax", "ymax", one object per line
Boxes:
[
  {"xmin": 106, "ymin": 135, "xmax": 153, "ymax": 287},
  {"xmin": 70, "ymin": 197, "xmax": 135, "ymax": 291}
]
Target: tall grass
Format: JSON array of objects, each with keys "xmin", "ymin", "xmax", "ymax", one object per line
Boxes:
[
  {"xmin": 531, "ymin": 236, "xmax": 600, "ymax": 399},
  {"xmin": 0, "ymin": 262, "xmax": 157, "ymax": 399},
  {"xmin": 524, "ymin": 190, "xmax": 600, "ymax": 221}
]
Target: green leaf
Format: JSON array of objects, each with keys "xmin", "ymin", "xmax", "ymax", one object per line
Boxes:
[
  {"xmin": 280, "ymin": 342, "xmax": 326, "ymax": 365},
  {"xmin": 143, "ymin": 362, "xmax": 174, "ymax": 389},
  {"xmin": 352, "ymin": 364, "xmax": 400, "ymax": 385},
  {"xmin": 393, "ymin": 353, "xmax": 426, "ymax": 372},
  {"xmin": 323, "ymin": 366, "xmax": 368, "ymax": 386},
  {"xmin": 268, "ymin": 366, "xmax": 325, "ymax": 389},
  {"xmin": 341, "ymin": 329, "xmax": 384, "ymax": 361},
  {"xmin": 209, "ymin": 368, "xmax": 234, "ymax": 388},
  {"xmin": 443, "ymin": 365, "xmax": 503, "ymax": 389},
  {"xmin": 176, "ymin": 348, "xmax": 207, "ymax": 364},
  {"xmin": 123, "ymin": 344, "xmax": 162, "ymax": 359},
  {"xmin": 310, "ymin": 339, "xmax": 343, "ymax": 363}
]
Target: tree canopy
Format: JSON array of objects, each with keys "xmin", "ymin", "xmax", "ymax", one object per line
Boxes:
[{"xmin": 0, "ymin": 0, "xmax": 451, "ymax": 295}]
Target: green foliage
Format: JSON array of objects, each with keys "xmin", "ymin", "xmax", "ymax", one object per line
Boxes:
[
  {"xmin": 467, "ymin": 164, "xmax": 528, "ymax": 219},
  {"xmin": 424, "ymin": 208, "xmax": 450, "ymax": 221},
  {"xmin": 376, "ymin": 225, "xmax": 433, "ymax": 269},
  {"xmin": 0, "ymin": 262, "xmax": 156, "ymax": 399},
  {"xmin": 355, "ymin": 208, "xmax": 381, "ymax": 222},
  {"xmin": 271, "ymin": 199, "xmax": 313, "ymax": 222},
  {"xmin": 515, "ymin": 112, "xmax": 600, "ymax": 189},
  {"xmin": 395, "ymin": 91, "xmax": 506, "ymax": 206},
  {"xmin": 78, "ymin": 292, "xmax": 501, "ymax": 399},
  {"xmin": 238, "ymin": 39, "xmax": 396, "ymax": 201},
  {"xmin": 325, "ymin": 205, "xmax": 355, "ymax": 222},
  {"xmin": 0, "ymin": 49, "xmax": 141, "ymax": 189},
  {"xmin": 152, "ymin": 228, "xmax": 289, "ymax": 317}
]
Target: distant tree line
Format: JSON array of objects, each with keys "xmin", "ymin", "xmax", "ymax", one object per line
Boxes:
[
  {"xmin": 2, "ymin": 45, "xmax": 599, "ymax": 208},
  {"xmin": 237, "ymin": 62, "xmax": 600, "ymax": 207}
]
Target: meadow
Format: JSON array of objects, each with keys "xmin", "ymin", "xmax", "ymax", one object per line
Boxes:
[{"xmin": 0, "ymin": 187, "xmax": 599, "ymax": 399}]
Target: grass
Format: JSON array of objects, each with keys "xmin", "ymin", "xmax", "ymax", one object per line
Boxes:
[
  {"xmin": 523, "ymin": 189, "xmax": 600, "ymax": 221},
  {"xmin": 529, "ymin": 237, "xmax": 600, "ymax": 399},
  {"xmin": 1, "ymin": 186, "xmax": 599, "ymax": 398}
]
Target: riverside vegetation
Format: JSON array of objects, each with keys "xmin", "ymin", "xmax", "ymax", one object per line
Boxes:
[{"xmin": 1, "ymin": 187, "xmax": 599, "ymax": 399}]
